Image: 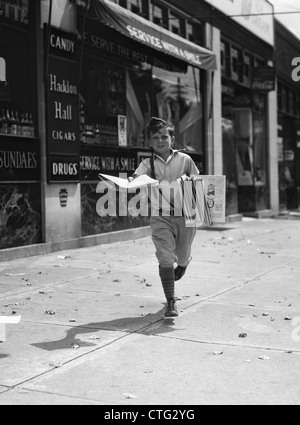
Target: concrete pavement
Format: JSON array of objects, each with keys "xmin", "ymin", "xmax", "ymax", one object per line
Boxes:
[{"xmin": 0, "ymin": 217, "xmax": 299, "ymax": 406}]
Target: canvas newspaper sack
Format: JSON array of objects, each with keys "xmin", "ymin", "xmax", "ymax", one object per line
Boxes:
[{"xmin": 180, "ymin": 175, "xmax": 226, "ymax": 227}]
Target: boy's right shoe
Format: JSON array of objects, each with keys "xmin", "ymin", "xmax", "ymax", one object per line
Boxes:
[
  {"xmin": 174, "ymin": 265, "xmax": 187, "ymax": 281},
  {"xmin": 165, "ymin": 299, "xmax": 179, "ymax": 318}
]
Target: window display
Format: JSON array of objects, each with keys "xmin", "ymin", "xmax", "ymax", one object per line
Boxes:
[
  {"xmin": 80, "ymin": 57, "xmax": 126, "ymax": 147},
  {"xmin": 0, "ymin": 22, "xmax": 36, "ymax": 139},
  {"xmin": 80, "ymin": 55, "xmax": 203, "ymax": 153},
  {"xmin": 151, "ymin": 65, "xmax": 203, "ymax": 153},
  {"xmin": 0, "ymin": 0, "xmax": 42, "ymax": 250},
  {"xmin": 253, "ymin": 93, "xmax": 268, "ymax": 185},
  {"xmin": 235, "ymin": 108, "xmax": 254, "ymax": 186}
]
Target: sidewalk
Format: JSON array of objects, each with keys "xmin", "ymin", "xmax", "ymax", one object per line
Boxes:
[{"xmin": 0, "ymin": 217, "xmax": 299, "ymax": 405}]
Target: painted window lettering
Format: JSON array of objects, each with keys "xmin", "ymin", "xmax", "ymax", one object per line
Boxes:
[
  {"xmin": 50, "ymin": 34, "xmax": 75, "ymax": 53},
  {"xmin": 52, "ymin": 162, "xmax": 78, "ymax": 176},
  {"xmin": 0, "ymin": 1, "xmax": 29, "ymax": 25},
  {"xmin": 0, "ymin": 151, "xmax": 37, "ymax": 169},
  {"xmin": 52, "ymin": 131, "xmax": 76, "ymax": 142},
  {"xmin": 49, "ymin": 74, "xmax": 78, "ymax": 95}
]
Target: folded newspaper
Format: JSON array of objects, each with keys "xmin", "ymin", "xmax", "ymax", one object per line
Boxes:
[
  {"xmin": 99, "ymin": 173, "xmax": 159, "ymax": 189},
  {"xmin": 97, "ymin": 173, "xmax": 226, "ymax": 227}
]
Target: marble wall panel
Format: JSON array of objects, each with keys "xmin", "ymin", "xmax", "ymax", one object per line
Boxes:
[
  {"xmin": 0, "ymin": 184, "xmax": 42, "ymax": 249},
  {"xmin": 81, "ymin": 183, "xmax": 149, "ymax": 236}
]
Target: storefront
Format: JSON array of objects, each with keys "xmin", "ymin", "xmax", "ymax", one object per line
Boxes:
[
  {"xmin": 276, "ymin": 21, "xmax": 300, "ymax": 211},
  {"xmin": 0, "ymin": 0, "xmax": 42, "ymax": 250},
  {"xmin": 221, "ymin": 49, "xmax": 274, "ymax": 215},
  {"xmin": 203, "ymin": 0, "xmax": 276, "ymax": 217},
  {"xmin": 77, "ymin": 0, "xmax": 217, "ymax": 236}
]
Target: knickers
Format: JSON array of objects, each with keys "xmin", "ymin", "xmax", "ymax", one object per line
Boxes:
[{"xmin": 150, "ymin": 216, "xmax": 197, "ymax": 268}]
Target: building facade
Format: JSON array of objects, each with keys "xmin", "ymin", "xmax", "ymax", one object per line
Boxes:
[
  {"xmin": 0, "ymin": 0, "xmax": 218, "ymax": 253},
  {"xmin": 276, "ymin": 20, "xmax": 300, "ymax": 212},
  {"xmin": 0, "ymin": 1, "xmax": 42, "ymax": 250},
  {"xmin": 1, "ymin": 0, "xmax": 298, "ymax": 256},
  {"xmin": 198, "ymin": 0, "xmax": 277, "ymax": 218},
  {"xmin": 78, "ymin": 0, "xmax": 217, "ymax": 237}
]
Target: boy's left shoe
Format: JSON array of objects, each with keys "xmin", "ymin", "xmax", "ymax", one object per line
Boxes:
[
  {"xmin": 174, "ymin": 265, "xmax": 187, "ymax": 281},
  {"xmin": 165, "ymin": 299, "xmax": 179, "ymax": 318}
]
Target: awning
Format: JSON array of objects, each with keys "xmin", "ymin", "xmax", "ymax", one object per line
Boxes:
[{"xmin": 89, "ymin": 0, "xmax": 217, "ymax": 71}]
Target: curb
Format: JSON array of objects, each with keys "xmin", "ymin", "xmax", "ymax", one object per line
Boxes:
[{"xmin": 0, "ymin": 226, "xmax": 152, "ymax": 262}]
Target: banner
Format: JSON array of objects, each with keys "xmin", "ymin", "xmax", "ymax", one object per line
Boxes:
[{"xmin": 90, "ymin": 0, "xmax": 217, "ymax": 70}]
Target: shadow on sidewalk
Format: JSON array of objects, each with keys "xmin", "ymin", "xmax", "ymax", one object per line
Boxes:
[{"xmin": 31, "ymin": 307, "xmax": 178, "ymax": 352}]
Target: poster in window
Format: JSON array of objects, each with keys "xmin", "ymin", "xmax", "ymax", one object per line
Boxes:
[{"xmin": 118, "ymin": 115, "xmax": 127, "ymax": 147}]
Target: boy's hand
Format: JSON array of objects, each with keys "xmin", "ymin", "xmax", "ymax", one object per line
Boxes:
[
  {"xmin": 127, "ymin": 177, "xmax": 134, "ymax": 182},
  {"xmin": 179, "ymin": 174, "xmax": 191, "ymax": 182},
  {"xmin": 191, "ymin": 175, "xmax": 202, "ymax": 182}
]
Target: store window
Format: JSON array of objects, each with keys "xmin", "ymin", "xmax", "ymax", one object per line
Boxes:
[
  {"xmin": 235, "ymin": 108, "xmax": 254, "ymax": 186},
  {"xmin": 187, "ymin": 21, "xmax": 203, "ymax": 45},
  {"xmin": 127, "ymin": 0, "xmax": 142, "ymax": 14},
  {"xmin": 253, "ymin": 94, "xmax": 268, "ymax": 186},
  {"xmin": 126, "ymin": 64, "xmax": 203, "ymax": 151},
  {"xmin": 0, "ymin": 11, "xmax": 36, "ymax": 137},
  {"xmin": 296, "ymin": 94, "xmax": 300, "ymax": 118},
  {"xmin": 0, "ymin": 1, "xmax": 41, "ymax": 250},
  {"xmin": 278, "ymin": 82, "xmax": 282, "ymax": 112},
  {"xmin": 169, "ymin": 11, "xmax": 185, "ymax": 37},
  {"xmin": 231, "ymin": 46, "xmax": 242, "ymax": 83},
  {"xmin": 281, "ymin": 86, "xmax": 288, "ymax": 113},
  {"xmin": 80, "ymin": 56, "xmax": 126, "ymax": 146},
  {"xmin": 151, "ymin": 1, "xmax": 168, "ymax": 29},
  {"xmin": 221, "ymin": 41, "xmax": 230, "ymax": 77},
  {"xmin": 222, "ymin": 116, "xmax": 236, "ymax": 185},
  {"xmin": 221, "ymin": 42, "xmax": 226, "ymax": 73},
  {"xmin": 243, "ymin": 53, "xmax": 252, "ymax": 87},
  {"xmin": 289, "ymin": 90, "xmax": 296, "ymax": 116},
  {"xmin": 111, "ymin": 0, "xmax": 149, "ymax": 16},
  {"xmin": 151, "ymin": 65, "xmax": 203, "ymax": 153},
  {"xmin": 80, "ymin": 56, "xmax": 203, "ymax": 153}
]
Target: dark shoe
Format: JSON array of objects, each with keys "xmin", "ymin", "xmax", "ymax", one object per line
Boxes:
[
  {"xmin": 165, "ymin": 299, "xmax": 179, "ymax": 318},
  {"xmin": 174, "ymin": 265, "xmax": 187, "ymax": 281}
]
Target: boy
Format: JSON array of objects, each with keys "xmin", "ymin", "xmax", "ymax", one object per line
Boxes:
[{"xmin": 132, "ymin": 117, "xmax": 200, "ymax": 318}]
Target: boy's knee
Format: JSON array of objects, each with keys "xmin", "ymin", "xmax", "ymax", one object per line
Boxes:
[{"xmin": 159, "ymin": 263, "xmax": 174, "ymax": 269}]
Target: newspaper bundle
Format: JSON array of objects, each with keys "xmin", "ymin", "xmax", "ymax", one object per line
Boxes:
[{"xmin": 181, "ymin": 175, "xmax": 226, "ymax": 227}]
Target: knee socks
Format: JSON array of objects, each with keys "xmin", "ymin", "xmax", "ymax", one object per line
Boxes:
[{"xmin": 159, "ymin": 266, "xmax": 175, "ymax": 301}]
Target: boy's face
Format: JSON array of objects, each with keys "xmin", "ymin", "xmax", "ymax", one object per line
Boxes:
[{"xmin": 149, "ymin": 127, "xmax": 174, "ymax": 158}]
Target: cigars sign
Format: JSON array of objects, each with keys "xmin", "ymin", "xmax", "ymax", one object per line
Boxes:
[{"xmin": 45, "ymin": 27, "xmax": 80, "ymax": 182}]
